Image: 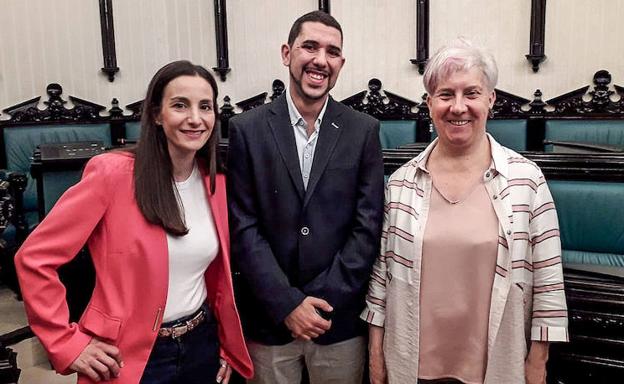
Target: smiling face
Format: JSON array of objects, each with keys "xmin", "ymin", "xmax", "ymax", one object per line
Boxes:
[
  {"xmin": 281, "ymin": 21, "xmax": 345, "ymax": 107},
  {"xmin": 156, "ymin": 75, "xmax": 215, "ymax": 163},
  {"xmin": 427, "ymin": 67, "xmax": 496, "ymax": 150}
]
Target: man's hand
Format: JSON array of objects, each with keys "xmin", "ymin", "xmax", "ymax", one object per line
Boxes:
[
  {"xmin": 69, "ymin": 338, "xmax": 124, "ymax": 382},
  {"xmin": 284, "ymin": 296, "xmax": 333, "ymax": 340},
  {"xmin": 525, "ymin": 341, "xmax": 549, "ymax": 384}
]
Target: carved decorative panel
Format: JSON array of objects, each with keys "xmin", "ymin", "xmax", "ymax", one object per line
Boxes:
[
  {"xmin": 341, "ymin": 78, "xmax": 418, "ymax": 120},
  {"xmin": 546, "ymin": 70, "xmax": 624, "ymax": 115},
  {"xmin": 2, "ymin": 84, "xmax": 106, "ymax": 123},
  {"xmin": 492, "ymin": 89, "xmax": 531, "ymax": 118}
]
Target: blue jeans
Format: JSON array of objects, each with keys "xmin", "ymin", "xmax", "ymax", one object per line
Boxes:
[{"xmin": 140, "ymin": 306, "xmax": 220, "ymax": 384}]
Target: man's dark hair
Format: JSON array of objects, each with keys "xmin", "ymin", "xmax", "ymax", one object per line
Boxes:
[
  {"xmin": 132, "ymin": 60, "xmax": 220, "ymax": 236},
  {"xmin": 287, "ymin": 10, "xmax": 343, "ymax": 46}
]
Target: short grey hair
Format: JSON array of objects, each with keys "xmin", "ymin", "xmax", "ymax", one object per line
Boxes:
[{"xmin": 423, "ymin": 37, "xmax": 498, "ymax": 94}]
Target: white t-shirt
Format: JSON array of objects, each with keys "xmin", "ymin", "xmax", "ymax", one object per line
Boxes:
[{"xmin": 163, "ymin": 164, "xmax": 219, "ymax": 322}]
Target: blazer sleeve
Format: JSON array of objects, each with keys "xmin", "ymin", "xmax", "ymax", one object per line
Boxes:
[
  {"xmin": 227, "ymin": 119, "xmax": 306, "ymax": 325},
  {"xmin": 302, "ymin": 119, "xmax": 385, "ymax": 309},
  {"xmin": 15, "ymin": 155, "xmax": 113, "ymax": 374}
]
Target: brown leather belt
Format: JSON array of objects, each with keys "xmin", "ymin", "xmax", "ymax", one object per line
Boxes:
[{"xmin": 157, "ymin": 309, "xmax": 206, "ymax": 339}]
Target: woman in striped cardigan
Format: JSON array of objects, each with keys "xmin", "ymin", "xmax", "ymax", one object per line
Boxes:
[{"xmin": 363, "ymin": 38, "xmax": 568, "ymax": 384}]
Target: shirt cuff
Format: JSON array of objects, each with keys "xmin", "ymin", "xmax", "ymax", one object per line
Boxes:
[
  {"xmin": 531, "ymin": 325, "xmax": 569, "ymax": 342},
  {"xmin": 360, "ymin": 308, "xmax": 385, "ymax": 327}
]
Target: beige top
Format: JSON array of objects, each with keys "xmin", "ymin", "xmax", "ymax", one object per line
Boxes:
[{"xmin": 418, "ymin": 181, "xmax": 499, "ymax": 384}]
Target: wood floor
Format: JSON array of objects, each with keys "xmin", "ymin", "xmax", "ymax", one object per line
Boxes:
[{"xmin": 0, "ymin": 285, "xmax": 76, "ymax": 383}]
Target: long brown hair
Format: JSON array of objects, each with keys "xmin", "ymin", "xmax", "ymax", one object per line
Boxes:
[{"xmin": 133, "ymin": 60, "xmax": 220, "ymax": 236}]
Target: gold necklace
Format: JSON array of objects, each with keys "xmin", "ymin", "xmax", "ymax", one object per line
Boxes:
[{"xmin": 431, "ymin": 178, "xmax": 483, "ymax": 205}]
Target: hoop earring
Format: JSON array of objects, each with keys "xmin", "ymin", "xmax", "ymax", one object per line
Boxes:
[{"xmin": 489, "ymin": 109, "xmax": 494, "ymax": 119}]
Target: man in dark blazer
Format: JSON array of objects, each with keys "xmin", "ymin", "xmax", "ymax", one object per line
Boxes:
[{"xmin": 227, "ymin": 10, "xmax": 384, "ymax": 384}]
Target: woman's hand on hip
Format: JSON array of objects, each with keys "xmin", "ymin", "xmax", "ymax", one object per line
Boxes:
[
  {"xmin": 216, "ymin": 358, "xmax": 232, "ymax": 383},
  {"xmin": 70, "ymin": 338, "xmax": 124, "ymax": 382}
]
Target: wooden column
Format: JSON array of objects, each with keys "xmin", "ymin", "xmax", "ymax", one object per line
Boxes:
[
  {"xmin": 526, "ymin": 0, "xmax": 547, "ymax": 72},
  {"xmin": 410, "ymin": 0, "xmax": 429, "ymax": 74},
  {"xmin": 318, "ymin": 0, "xmax": 331, "ymax": 14},
  {"xmin": 213, "ymin": 0, "xmax": 231, "ymax": 81},
  {"xmin": 99, "ymin": 0, "xmax": 119, "ymax": 82}
]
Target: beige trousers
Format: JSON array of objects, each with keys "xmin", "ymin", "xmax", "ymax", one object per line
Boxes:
[{"xmin": 247, "ymin": 336, "xmax": 366, "ymax": 384}]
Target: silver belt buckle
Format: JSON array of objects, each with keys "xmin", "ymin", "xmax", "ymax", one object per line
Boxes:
[{"xmin": 171, "ymin": 324, "xmax": 188, "ymax": 339}]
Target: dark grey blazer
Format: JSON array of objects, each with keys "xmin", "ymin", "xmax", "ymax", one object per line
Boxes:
[{"xmin": 227, "ymin": 94, "xmax": 384, "ymax": 345}]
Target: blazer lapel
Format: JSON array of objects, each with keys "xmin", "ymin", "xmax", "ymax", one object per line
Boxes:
[
  {"xmin": 303, "ymin": 97, "xmax": 343, "ymax": 208},
  {"xmin": 268, "ymin": 95, "xmax": 306, "ymax": 200}
]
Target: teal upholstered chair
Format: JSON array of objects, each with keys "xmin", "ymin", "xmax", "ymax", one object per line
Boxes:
[
  {"xmin": 548, "ymin": 180, "xmax": 624, "ymax": 268},
  {"xmin": 2, "ymin": 124, "xmax": 112, "ymax": 235},
  {"xmin": 486, "ymin": 119, "xmax": 527, "ymax": 151},
  {"xmin": 544, "ymin": 120, "xmax": 624, "ymax": 152},
  {"xmin": 378, "ymin": 120, "xmax": 417, "ymax": 149},
  {"xmin": 125, "ymin": 121, "xmax": 141, "ymax": 142}
]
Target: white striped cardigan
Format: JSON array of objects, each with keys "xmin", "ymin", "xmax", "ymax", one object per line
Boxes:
[{"xmin": 361, "ymin": 135, "xmax": 568, "ymax": 384}]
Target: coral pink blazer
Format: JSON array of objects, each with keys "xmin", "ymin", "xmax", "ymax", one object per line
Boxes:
[{"xmin": 15, "ymin": 152, "xmax": 253, "ymax": 383}]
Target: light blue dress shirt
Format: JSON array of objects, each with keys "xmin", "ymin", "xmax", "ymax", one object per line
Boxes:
[{"xmin": 285, "ymin": 88, "xmax": 329, "ymax": 189}]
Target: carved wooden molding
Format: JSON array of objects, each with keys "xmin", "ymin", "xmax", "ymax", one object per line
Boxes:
[
  {"xmin": 108, "ymin": 98, "xmax": 124, "ymax": 119},
  {"xmin": 340, "ymin": 79, "xmax": 531, "ymax": 122},
  {"xmin": 227, "ymin": 79, "xmax": 285, "ymax": 113},
  {"xmin": 213, "ymin": 0, "xmax": 231, "ymax": 81},
  {"xmin": 526, "ymin": 0, "xmax": 547, "ymax": 72},
  {"xmin": 236, "ymin": 92, "xmax": 268, "ymax": 112},
  {"xmin": 546, "ymin": 70, "xmax": 624, "ymax": 115},
  {"xmin": 341, "ymin": 78, "xmax": 419, "ymax": 120},
  {"xmin": 318, "ymin": 0, "xmax": 331, "ymax": 14},
  {"xmin": 218, "ymin": 96, "xmax": 235, "ymax": 139},
  {"xmin": 1, "ymin": 84, "xmax": 106, "ymax": 124},
  {"xmin": 125, "ymin": 100, "xmax": 143, "ymax": 120},
  {"xmin": 492, "ymin": 89, "xmax": 531, "ymax": 118},
  {"xmin": 528, "ymin": 89, "xmax": 547, "ymax": 114},
  {"xmin": 99, "ymin": 0, "xmax": 119, "ymax": 82},
  {"xmin": 410, "ymin": 0, "xmax": 430, "ymax": 74},
  {"xmin": 270, "ymin": 79, "xmax": 285, "ymax": 101},
  {"xmin": 219, "ymin": 79, "xmax": 284, "ymax": 138}
]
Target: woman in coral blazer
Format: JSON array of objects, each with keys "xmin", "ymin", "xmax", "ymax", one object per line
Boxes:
[{"xmin": 15, "ymin": 61, "xmax": 253, "ymax": 383}]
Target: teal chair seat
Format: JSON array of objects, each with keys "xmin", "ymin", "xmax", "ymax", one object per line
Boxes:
[
  {"xmin": 379, "ymin": 120, "xmax": 417, "ymax": 149},
  {"xmin": 125, "ymin": 121, "xmax": 141, "ymax": 142},
  {"xmin": 2, "ymin": 123, "xmax": 112, "ymax": 223},
  {"xmin": 486, "ymin": 119, "xmax": 527, "ymax": 151},
  {"xmin": 548, "ymin": 180, "xmax": 624, "ymax": 267},
  {"xmin": 545, "ymin": 120, "xmax": 624, "ymax": 152}
]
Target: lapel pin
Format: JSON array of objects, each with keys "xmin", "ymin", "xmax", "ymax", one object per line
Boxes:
[{"xmin": 331, "ymin": 122, "xmax": 339, "ymax": 129}]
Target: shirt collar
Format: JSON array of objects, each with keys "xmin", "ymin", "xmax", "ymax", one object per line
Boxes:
[
  {"xmin": 285, "ymin": 87, "xmax": 329, "ymax": 130},
  {"xmin": 413, "ymin": 133, "xmax": 509, "ymax": 178}
]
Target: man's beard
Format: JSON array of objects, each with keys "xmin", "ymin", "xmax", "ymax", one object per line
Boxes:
[{"xmin": 290, "ymin": 68, "xmax": 331, "ymax": 101}]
